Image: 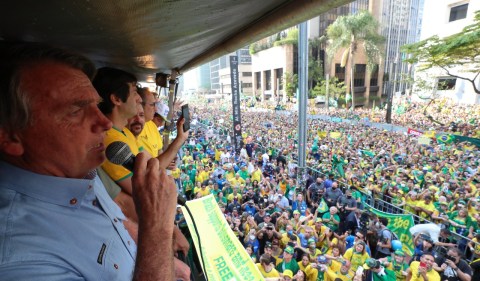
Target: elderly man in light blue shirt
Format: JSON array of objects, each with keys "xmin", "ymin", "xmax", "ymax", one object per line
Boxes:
[
  {"xmin": 0, "ymin": 42, "xmax": 180, "ymax": 280},
  {"xmin": 0, "ymin": 162, "xmax": 136, "ymax": 280}
]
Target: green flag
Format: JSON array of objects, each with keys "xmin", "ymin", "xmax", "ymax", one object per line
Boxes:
[
  {"xmin": 361, "ymin": 150, "xmax": 375, "ymax": 158},
  {"xmin": 367, "ymin": 206, "xmax": 415, "ymax": 255}
]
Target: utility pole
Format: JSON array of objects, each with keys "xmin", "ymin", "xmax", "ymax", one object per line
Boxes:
[{"xmin": 298, "ymin": 22, "xmax": 308, "ymax": 170}]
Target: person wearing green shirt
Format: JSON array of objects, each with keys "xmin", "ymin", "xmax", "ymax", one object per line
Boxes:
[
  {"xmin": 322, "ymin": 207, "xmax": 340, "ymax": 232},
  {"xmin": 238, "ymin": 165, "xmax": 249, "ymax": 180},
  {"xmin": 187, "ymin": 165, "xmax": 197, "ymax": 184},
  {"xmin": 360, "ymin": 258, "xmax": 396, "ymax": 281},
  {"xmin": 380, "ymin": 250, "xmax": 408, "ymax": 281},
  {"xmin": 276, "ymin": 246, "xmax": 300, "ymax": 275}
]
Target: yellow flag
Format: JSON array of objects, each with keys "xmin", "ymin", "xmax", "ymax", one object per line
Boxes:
[
  {"xmin": 183, "ymin": 196, "xmax": 264, "ymax": 281},
  {"xmin": 317, "ymin": 131, "xmax": 327, "ymax": 139},
  {"xmin": 422, "ymin": 131, "xmax": 436, "ymax": 139},
  {"xmin": 330, "ymin": 132, "xmax": 342, "ymax": 139}
]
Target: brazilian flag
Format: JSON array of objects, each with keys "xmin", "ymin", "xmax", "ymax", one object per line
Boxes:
[{"xmin": 437, "ymin": 134, "xmax": 453, "ymax": 144}]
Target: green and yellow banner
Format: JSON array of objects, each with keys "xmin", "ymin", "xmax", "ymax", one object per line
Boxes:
[
  {"xmin": 183, "ymin": 195, "xmax": 264, "ymax": 281},
  {"xmin": 368, "ymin": 207, "xmax": 415, "ymax": 256}
]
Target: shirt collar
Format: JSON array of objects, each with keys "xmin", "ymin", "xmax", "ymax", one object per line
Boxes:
[{"xmin": 0, "ymin": 161, "xmax": 92, "ymax": 208}]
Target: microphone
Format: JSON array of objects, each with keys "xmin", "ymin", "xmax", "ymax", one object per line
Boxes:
[{"xmin": 105, "ymin": 141, "xmax": 186, "ymax": 206}]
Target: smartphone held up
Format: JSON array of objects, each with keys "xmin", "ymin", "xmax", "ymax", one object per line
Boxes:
[{"xmin": 181, "ymin": 104, "xmax": 190, "ymax": 132}]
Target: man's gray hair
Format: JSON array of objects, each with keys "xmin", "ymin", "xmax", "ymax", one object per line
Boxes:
[{"xmin": 0, "ymin": 42, "xmax": 96, "ymax": 135}]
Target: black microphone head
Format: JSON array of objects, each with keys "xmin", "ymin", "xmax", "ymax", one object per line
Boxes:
[{"xmin": 106, "ymin": 141, "xmax": 133, "ymax": 166}]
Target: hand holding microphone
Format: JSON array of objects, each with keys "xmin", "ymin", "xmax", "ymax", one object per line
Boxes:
[{"xmin": 131, "ymin": 152, "xmax": 177, "ymax": 228}]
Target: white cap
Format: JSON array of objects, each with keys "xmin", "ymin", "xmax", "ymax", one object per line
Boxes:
[{"xmin": 155, "ymin": 102, "xmax": 170, "ymax": 122}]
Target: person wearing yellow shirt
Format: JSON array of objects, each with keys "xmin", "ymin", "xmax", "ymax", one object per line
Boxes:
[
  {"xmin": 406, "ymin": 252, "xmax": 440, "ymax": 281},
  {"xmin": 256, "ymin": 254, "xmax": 281, "ymax": 278},
  {"xmin": 343, "ymin": 241, "xmax": 370, "ymax": 272},
  {"xmin": 415, "ymin": 195, "xmax": 436, "ymax": 219},
  {"xmin": 324, "ymin": 259, "xmax": 355, "ymax": 281},
  {"xmin": 229, "ymin": 173, "xmax": 246, "ymax": 187},
  {"xmin": 200, "ymin": 156, "xmax": 210, "ymax": 166},
  {"xmin": 306, "ymin": 239, "xmax": 322, "ymax": 262},
  {"xmin": 297, "ymin": 253, "xmax": 318, "ymax": 281},
  {"xmin": 324, "ymin": 246, "xmax": 343, "ymax": 273},
  {"xmin": 193, "ymin": 184, "xmax": 210, "ymax": 198},
  {"xmin": 227, "ymin": 188, "xmax": 242, "ymax": 203},
  {"xmin": 214, "ymin": 147, "xmax": 222, "ymax": 163},
  {"xmin": 224, "ymin": 166, "xmax": 236, "ymax": 181},
  {"xmin": 137, "ymin": 120, "xmax": 163, "ymax": 156},
  {"xmin": 405, "ymin": 192, "xmax": 421, "ymax": 214},
  {"xmin": 182, "ymin": 150, "xmax": 193, "ymax": 164},
  {"xmin": 135, "ymin": 87, "xmax": 164, "ymax": 157},
  {"xmin": 251, "ymin": 164, "xmax": 263, "ymax": 183},
  {"xmin": 197, "ymin": 166, "xmax": 210, "ymax": 183}
]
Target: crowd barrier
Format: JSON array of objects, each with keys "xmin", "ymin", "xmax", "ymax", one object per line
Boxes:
[{"xmin": 303, "ymin": 166, "xmax": 479, "ymax": 262}]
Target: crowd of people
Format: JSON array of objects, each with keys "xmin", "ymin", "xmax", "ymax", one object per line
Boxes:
[
  {"xmin": 173, "ymin": 98, "xmax": 479, "ymax": 280},
  {"xmin": 0, "ymin": 41, "xmax": 479, "ymax": 281}
]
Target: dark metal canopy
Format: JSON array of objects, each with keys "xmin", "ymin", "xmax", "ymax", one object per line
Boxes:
[{"xmin": 0, "ymin": 0, "xmax": 350, "ymax": 81}]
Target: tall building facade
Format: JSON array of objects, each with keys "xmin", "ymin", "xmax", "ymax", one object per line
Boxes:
[
  {"xmin": 378, "ymin": 0, "xmax": 424, "ymax": 96},
  {"xmin": 215, "ymin": 47, "xmax": 253, "ymax": 96},
  {"xmin": 308, "ymin": 0, "xmax": 424, "ymax": 107}
]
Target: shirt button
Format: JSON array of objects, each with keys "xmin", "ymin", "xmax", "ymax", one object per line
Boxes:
[
  {"xmin": 114, "ymin": 264, "xmax": 119, "ymax": 269},
  {"xmin": 114, "ymin": 218, "xmax": 118, "ymax": 223},
  {"xmin": 88, "ymin": 185, "xmax": 92, "ymax": 189},
  {"xmin": 92, "ymin": 200, "xmax": 97, "ymax": 206},
  {"xmin": 70, "ymin": 198, "xmax": 77, "ymax": 205},
  {"xmin": 128, "ymin": 241, "xmax": 131, "ymax": 245}
]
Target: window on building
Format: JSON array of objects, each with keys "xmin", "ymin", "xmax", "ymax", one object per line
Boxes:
[
  {"xmin": 275, "ymin": 68, "xmax": 284, "ymax": 90},
  {"xmin": 353, "ymin": 64, "xmax": 366, "ymax": 87},
  {"xmin": 335, "ymin": 64, "xmax": 345, "ymax": 83},
  {"xmin": 243, "ymin": 83, "xmax": 253, "ymax": 88},
  {"xmin": 449, "ymin": 3, "xmax": 468, "ymax": 22},
  {"xmin": 437, "ymin": 77, "xmax": 456, "ymax": 90},
  {"xmin": 219, "ymin": 57, "xmax": 228, "ymax": 69},
  {"xmin": 255, "ymin": 72, "xmax": 261, "ymax": 89},
  {"xmin": 370, "ymin": 65, "xmax": 379, "ymax": 86},
  {"xmin": 265, "ymin": 70, "xmax": 272, "ymax": 90},
  {"xmin": 242, "ymin": 72, "xmax": 252, "ymax": 77}
]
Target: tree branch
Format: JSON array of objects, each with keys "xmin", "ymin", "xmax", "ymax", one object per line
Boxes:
[{"xmin": 440, "ymin": 66, "xmax": 480, "ymax": 94}]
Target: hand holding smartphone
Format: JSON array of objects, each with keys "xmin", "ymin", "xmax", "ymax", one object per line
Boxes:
[{"xmin": 181, "ymin": 104, "xmax": 190, "ymax": 132}]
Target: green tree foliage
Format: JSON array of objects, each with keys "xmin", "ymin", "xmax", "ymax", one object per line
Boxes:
[
  {"xmin": 310, "ymin": 77, "xmax": 346, "ymax": 99},
  {"xmin": 284, "ymin": 72, "xmax": 298, "ymax": 99},
  {"xmin": 274, "ymin": 29, "xmax": 299, "ymax": 47},
  {"xmin": 308, "ymin": 37, "xmax": 326, "ymax": 91},
  {"xmin": 402, "ymin": 11, "xmax": 480, "ymax": 94},
  {"xmin": 326, "ymin": 10, "xmax": 384, "ymax": 109}
]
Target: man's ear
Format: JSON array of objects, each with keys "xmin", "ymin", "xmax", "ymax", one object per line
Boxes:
[
  {"xmin": 110, "ymin": 93, "xmax": 122, "ymax": 106},
  {"xmin": 0, "ymin": 129, "xmax": 24, "ymax": 156}
]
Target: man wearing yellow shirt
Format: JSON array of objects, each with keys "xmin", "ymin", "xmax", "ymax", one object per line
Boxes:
[
  {"xmin": 197, "ymin": 166, "xmax": 210, "ymax": 184},
  {"xmin": 214, "ymin": 147, "xmax": 223, "ymax": 163},
  {"xmin": 137, "ymin": 87, "xmax": 163, "ymax": 156},
  {"xmin": 251, "ymin": 164, "xmax": 263, "ymax": 183},
  {"xmin": 325, "ymin": 259, "xmax": 355, "ymax": 281},
  {"xmin": 229, "ymin": 173, "xmax": 246, "ymax": 187},
  {"xmin": 415, "ymin": 196, "xmax": 437, "ymax": 219},
  {"xmin": 194, "ymin": 183, "xmax": 210, "ymax": 198},
  {"xmin": 406, "ymin": 252, "xmax": 440, "ymax": 281},
  {"xmin": 94, "ymin": 67, "xmax": 142, "ymax": 208},
  {"xmin": 182, "ymin": 150, "xmax": 193, "ymax": 164}
]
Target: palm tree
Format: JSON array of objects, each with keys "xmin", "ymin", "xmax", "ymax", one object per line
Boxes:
[{"xmin": 326, "ymin": 10, "xmax": 384, "ymax": 109}]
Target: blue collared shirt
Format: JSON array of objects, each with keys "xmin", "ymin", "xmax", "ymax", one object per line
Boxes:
[{"xmin": 0, "ymin": 161, "xmax": 136, "ymax": 280}]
